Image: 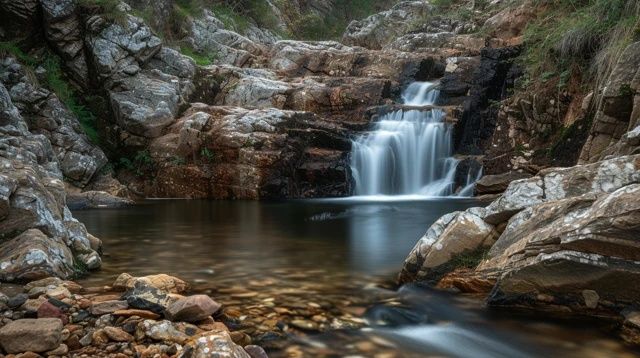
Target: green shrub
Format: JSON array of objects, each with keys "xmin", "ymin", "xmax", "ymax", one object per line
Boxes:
[
  {"xmin": 77, "ymin": 0, "xmax": 128, "ymax": 26},
  {"xmin": 522, "ymin": 0, "xmax": 640, "ymax": 87},
  {"xmin": 180, "ymin": 46, "xmax": 217, "ymax": 66},
  {"xmin": 42, "ymin": 56, "xmax": 100, "ymax": 143}
]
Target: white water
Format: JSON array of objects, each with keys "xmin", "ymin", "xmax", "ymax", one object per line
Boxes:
[{"xmin": 351, "ymin": 82, "xmax": 477, "ymax": 197}]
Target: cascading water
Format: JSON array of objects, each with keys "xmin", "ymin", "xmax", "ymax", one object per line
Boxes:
[{"xmin": 350, "ymin": 82, "xmax": 477, "ymax": 197}]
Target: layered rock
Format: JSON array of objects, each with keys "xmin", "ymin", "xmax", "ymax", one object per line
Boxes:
[
  {"xmin": 580, "ymin": 41, "xmax": 640, "ymax": 163},
  {"xmin": 1, "ymin": 56, "xmax": 108, "ymax": 187},
  {"xmin": 0, "ymin": 82, "xmax": 101, "ymax": 282},
  {"xmin": 400, "ymin": 155, "xmax": 640, "ymax": 312},
  {"xmin": 142, "ymin": 105, "xmax": 351, "ymax": 198}
]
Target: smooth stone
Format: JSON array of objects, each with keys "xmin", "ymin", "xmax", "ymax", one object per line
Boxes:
[
  {"xmin": 112, "ymin": 309, "xmax": 161, "ymax": 320},
  {"xmin": 8, "ymin": 293, "xmax": 29, "ymax": 309},
  {"xmin": 103, "ymin": 326, "xmax": 134, "ymax": 342},
  {"xmin": 165, "ymin": 295, "xmax": 221, "ymax": 322},
  {"xmin": 0, "ymin": 318, "xmax": 63, "ymax": 353},
  {"xmin": 582, "ymin": 290, "xmax": 600, "ymax": 309},
  {"xmin": 37, "ymin": 301, "xmax": 68, "ymax": 324},
  {"xmin": 90, "ymin": 300, "xmax": 129, "ymax": 315},
  {"xmin": 244, "ymin": 345, "xmax": 269, "ymax": 358}
]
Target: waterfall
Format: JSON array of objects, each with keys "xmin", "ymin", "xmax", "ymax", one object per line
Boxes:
[{"xmin": 350, "ymin": 82, "xmax": 476, "ymax": 197}]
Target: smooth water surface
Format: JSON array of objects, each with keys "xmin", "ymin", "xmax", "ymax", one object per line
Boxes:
[{"xmin": 74, "ymin": 199, "xmax": 637, "ymax": 358}]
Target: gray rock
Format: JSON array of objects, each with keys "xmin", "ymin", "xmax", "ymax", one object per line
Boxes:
[
  {"xmin": 484, "ymin": 184, "xmax": 640, "ymax": 304},
  {"xmin": 342, "ymin": 1, "xmax": 430, "ymax": 49},
  {"xmin": 178, "ymin": 330, "xmax": 250, "ymax": 358},
  {"xmin": 165, "ymin": 294, "xmax": 221, "ymax": 322},
  {"xmin": 475, "ymin": 171, "xmax": 532, "ymax": 195},
  {"xmin": 399, "ymin": 209, "xmax": 498, "ymax": 283},
  {"xmin": 0, "ymin": 318, "xmax": 63, "ymax": 353}
]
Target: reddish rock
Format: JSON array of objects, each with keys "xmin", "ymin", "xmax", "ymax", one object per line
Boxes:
[
  {"xmin": 112, "ymin": 309, "xmax": 161, "ymax": 320},
  {"xmin": 37, "ymin": 301, "xmax": 68, "ymax": 324},
  {"xmin": 165, "ymin": 295, "xmax": 221, "ymax": 322}
]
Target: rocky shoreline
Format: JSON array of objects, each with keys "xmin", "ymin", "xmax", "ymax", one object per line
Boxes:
[{"xmin": 0, "ymin": 272, "xmax": 410, "ymax": 358}]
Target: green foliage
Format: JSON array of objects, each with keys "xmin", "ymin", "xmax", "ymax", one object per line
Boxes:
[
  {"xmin": 290, "ymin": 0, "xmax": 390, "ymax": 40},
  {"xmin": 77, "ymin": 0, "xmax": 128, "ymax": 26},
  {"xmin": 619, "ymin": 83, "xmax": 635, "ymax": 97},
  {"xmin": 522, "ymin": 0, "xmax": 640, "ymax": 86},
  {"xmin": 41, "ymin": 56, "xmax": 100, "ymax": 143},
  {"xmin": 211, "ymin": 3, "xmax": 250, "ymax": 32},
  {"xmin": 447, "ymin": 247, "xmax": 490, "ymax": 270},
  {"xmin": 118, "ymin": 150, "xmax": 156, "ymax": 176},
  {"xmin": 200, "ymin": 147, "xmax": 214, "ymax": 161},
  {"xmin": 180, "ymin": 46, "xmax": 217, "ymax": 66},
  {"xmin": 0, "ymin": 42, "xmax": 37, "ymax": 66},
  {"xmin": 71, "ymin": 256, "xmax": 90, "ymax": 279},
  {"xmin": 0, "ymin": 44, "xmax": 101, "ymax": 143}
]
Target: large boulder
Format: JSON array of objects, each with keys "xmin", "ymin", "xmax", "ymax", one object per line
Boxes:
[
  {"xmin": 144, "ymin": 104, "xmax": 352, "ymax": 199},
  {"xmin": 41, "ymin": 0, "xmax": 90, "ymax": 86},
  {"xmin": 399, "ymin": 209, "xmax": 499, "ymax": 283},
  {"xmin": 85, "ymin": 10, "xmax": 194, "ymax": 141},
  {"xmin": 482, "ymin": 184, "xmax": 640, "ymax": 306},
  {"xmin": 0, "ymin": 83, "xmax": 101, "ymax": 281},
  {"xmin": 342, "ymin": 1, "xmax": 434, "ymax": 49},
  {"xmin": 0, "ymin": 318, "xmax": 63, "ymax": 354},
  {"xmin": 580, "ymin": 41, "xmax": 640, "ymax": 162},
  {"xmin": 483, "ymin": 154, "xmax": 640, "ymax": 224},
  {"xmin": 1, "ymin": 57, "xmax": 108, "ymax": 187}
]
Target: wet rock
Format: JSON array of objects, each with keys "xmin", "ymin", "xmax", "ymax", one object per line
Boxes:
[
  {"xmin": 244, "ymin": 345, "xmax": 269, "ymax": 358},
  {"xmin": 475, "ymin": 171, "xmax": 532, "ymax": 195},
  {"xmin": 178, "ymin": 330, "xmax": 250, "ymax": 358},
  {"xmin": 8, "ymin": 293, "xmax": 29, "ymax": 309},
  {"xmin": 112, "ymin": 309, "xmax": 161, "ymax": 320},
  {"xmin": 0, "ymin": 318, "xmax": 63, "ymax": 353},
  {"xmin": 66, "ymin": 191, "xmax": 133, "ymax": 210},
  {"xmin": 483, "ymin": 184, "xmax": 640, "ymax": 305},
  {"xmin": 141, "ymin": 319, "xmax": 196, "ymax": 344},
  {"xmin": 122, "ymin": 282, "xmax": 173, "ymax": 313},
  {"xmin": 289, "ymin": 320, "xmax": 318, "ymax": 331},
  {"xmin": 46, "ymin": 342, "xmax": 69, "ymax": 356},
  {"xmin": 399, "ymin": 210, "xmax": 498, "ymax": 283},
  {"xmin": 582, "ymin": 290, "xmax": 600, "ymax": 309},
  {"xmin": 103, "ymin": 326, "xmax": 134, "ymax": 342},
  {"xmin": 113, "ymin": 273, "xmax": 189, "ymax": 294},
  {"xmin": 90, "ymin": 300, "xmax": 128, "ymax": 315},
  {"xmin": 166, "ymin": 294, "xmax": 221, "ymax": 322}
]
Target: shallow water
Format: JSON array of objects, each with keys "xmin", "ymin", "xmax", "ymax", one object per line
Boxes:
[{"xmin": 74, "ymin": 199, "xmax": 637, "ymax": 357}]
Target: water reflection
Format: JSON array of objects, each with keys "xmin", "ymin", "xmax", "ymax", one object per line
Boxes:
[{"xmin": 73, "ymin": 199, "xmax": 638, "ymax": 358}]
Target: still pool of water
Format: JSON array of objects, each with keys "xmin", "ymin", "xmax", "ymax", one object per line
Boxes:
[{"xmin": 74, "ymin": 199, "xmax": 637, "ymax": 358}]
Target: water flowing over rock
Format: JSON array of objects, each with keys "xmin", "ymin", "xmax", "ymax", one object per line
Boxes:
[{"xmin": 351, "ymin": 82, "xmax": 479, "ymax": 196}]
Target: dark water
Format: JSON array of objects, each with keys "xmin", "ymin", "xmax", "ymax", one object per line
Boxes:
[{"xmin": 74, "ymin": 199, "xmax": 637, "ymax": 358}]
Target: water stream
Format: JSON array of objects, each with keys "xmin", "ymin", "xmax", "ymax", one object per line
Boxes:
[
  {"xmin": 350, "ymin": 82, "xmax": 473, "ymax": 197},
  {"xmin": 75, "ymin": 199, "xmax": 637, "ymax": 358}
]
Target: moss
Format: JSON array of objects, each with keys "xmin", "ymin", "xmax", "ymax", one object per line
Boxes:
[
  {"xmin": 77, "ymin": 0, "xmax": 128, "ymax": 26},
  {"xmin": 71, "ymin": 256, "xmax": 90, "ymax": 279},
  {"xmin": 448, "ymin": 247, "xmax": 490, "ymax": 270},
  {"xmin": 41, "ymin": 56, "xmax": 100, "ymax": 143},
  {"xmin": 180, "ymin": 46, "xmax": 217, "ymax": 66}
]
